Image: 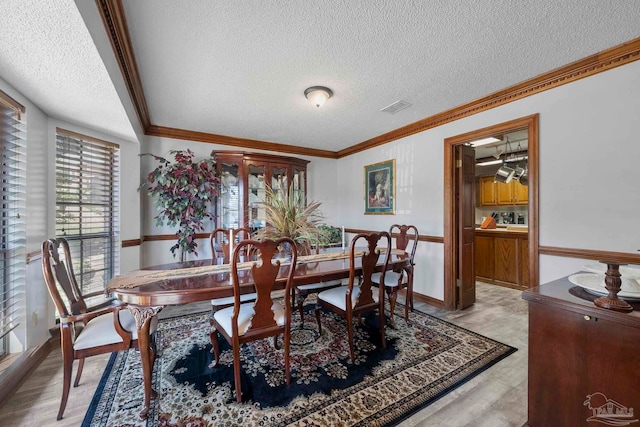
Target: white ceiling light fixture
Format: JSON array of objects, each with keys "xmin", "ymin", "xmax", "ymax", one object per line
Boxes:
[
  {"xmin": 470, "ymin": 136, "xmax": 500, "ymax": 147},
  {"xmin": 304, "ymin": 86, "xmax": 333, "ymax": 108}
]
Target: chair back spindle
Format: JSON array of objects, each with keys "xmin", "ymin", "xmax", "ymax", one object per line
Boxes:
[
  {"xmin": 231, "ymin": 238, "xmax": 297, "ymax": 338},
  {"xmin": 390, "ymin": 224, "xmax": 419, "ymax": 265},
  {"xmin": 209, "ymin": 227, "xmax": 251, "ymax": 262},
  {"xmin": 348, "ymin": 232, "xmax": 391, "ymax": 312},
  {"xmin": 42, "ymin": 238, "xmax": 88, "ymax": 317}
]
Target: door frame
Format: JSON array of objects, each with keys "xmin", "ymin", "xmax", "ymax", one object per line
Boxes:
[{"xmin": 443, "ymin": 114, "xmax": 539, "ymax": 310}]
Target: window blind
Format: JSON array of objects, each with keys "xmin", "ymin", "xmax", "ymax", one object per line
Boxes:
[
  {"xmin": 55, "ymin": 129, "xmax": 119, "ymax": 299},
  {"xmin": 0, "ymin": 90, "xmax": 26, "ymax": 354}
]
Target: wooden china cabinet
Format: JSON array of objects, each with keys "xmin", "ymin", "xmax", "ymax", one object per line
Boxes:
[{"xmin": 213, "ymin": 151, "xmax": 309, "ymax": 233}]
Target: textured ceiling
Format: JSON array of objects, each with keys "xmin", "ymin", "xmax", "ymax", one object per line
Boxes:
[
  {"xmin": 0, "ymin": 0, "xmax": 136, "ymax": 142},
  {"xmin": 1, "ymin": 1, "xmax": 639, "ymax": 152}
]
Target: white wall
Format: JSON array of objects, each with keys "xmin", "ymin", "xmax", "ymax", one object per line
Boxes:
[
  {"xmin": 335, "ymin": 60, "xmax": 640, "ymax": 300},
  {"xmin": 6, "ymin": 56, "xmax": 640, "ymax": 354},
  {"xmin": 0, "ymin": 77, "xmax": 141, "ymax": 352},
  {"xmin": 139, "ymin": 136, "xmax": 339, "ymax": 267}
]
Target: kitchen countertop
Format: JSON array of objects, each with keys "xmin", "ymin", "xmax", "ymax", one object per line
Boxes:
[{"xmin": 475, "ymin": 226, "xmax": 528, "ymax": 234}]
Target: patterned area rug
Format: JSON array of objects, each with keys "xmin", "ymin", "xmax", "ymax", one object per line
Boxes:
[{"xmin": 82, "ymin": 303, "xmax": 516, "ymax": 426}]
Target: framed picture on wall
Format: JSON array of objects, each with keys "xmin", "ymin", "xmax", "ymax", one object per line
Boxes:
[{"xmin": 364, "ymin": 159, "xmax": 395, "ymax": 214}]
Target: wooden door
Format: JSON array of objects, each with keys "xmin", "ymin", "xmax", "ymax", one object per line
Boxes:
[{"xmin": 457, "ymin": 145, "xmax": 476, "ymax": 309}]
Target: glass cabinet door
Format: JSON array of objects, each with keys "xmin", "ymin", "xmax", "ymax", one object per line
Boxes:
[
  {"xmin": 247, "ymin": 163, "xmax": 266, "ymax": 232},
  {"xmin": 271, "ymin": 164, "xmax": 289, "ymax": 197},
  {"xmin": 292, "ymin": 166, "xmax": 306, "ymax": 205},
  {"xmin": 219, "ymin": 161, "xmax": 240, "ymax": 229}
]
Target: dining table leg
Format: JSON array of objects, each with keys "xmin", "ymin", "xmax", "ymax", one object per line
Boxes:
[{"xmin": 128, "ymin": 305, "xmax": 164, "ymax": 420}]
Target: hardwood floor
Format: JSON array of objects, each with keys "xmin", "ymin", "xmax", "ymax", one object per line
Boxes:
[{"xmin": 0, "ymin": 284, "xmax": 528, "ymax": 426}]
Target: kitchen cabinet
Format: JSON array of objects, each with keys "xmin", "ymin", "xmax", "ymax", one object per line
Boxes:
[
  {"xmin": 474, "ymin": 235, "xmax": 494, "ymax": 281},
  {"xmin": 513, "ymin": 180, "xmax": 528, "ymax": 204},
  {"xmin": 474, "ymin": 229, "xmax": 528, "ymax": 289},
  {"xmin": 477, "ymin": 176, "xmax": 528, "ymax": 206},
  {"xmin": 494, "ymin": 236, "xmax": 518, "ymax": 283},
  {"xmin": 523, "ymin": 278, "xmax": 640, "ymax": 426},
  {"xmin": 478, "ymin": 176, "xmax": 497, "ymax": 206},
  {"xmin": 496, "ymin": 180, "xmax": 528, "ymax": 205},
  {"xmin": 214, "ymin": 151, "xmax": 309, "ymax": 232}
]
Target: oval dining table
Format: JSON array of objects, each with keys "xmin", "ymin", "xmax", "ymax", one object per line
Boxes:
[{"xmin": 112, "ymin": 251, "xmax": 408, "ymax": 419}]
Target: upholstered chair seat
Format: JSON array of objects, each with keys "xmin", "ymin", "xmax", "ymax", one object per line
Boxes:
[
  {"xmin": 213, "ymin": 301, "xmax": 285, "ymax": 338},
  {"xmin": 73, "ymin": 310, "xmax": 158, "ymax": 350}
]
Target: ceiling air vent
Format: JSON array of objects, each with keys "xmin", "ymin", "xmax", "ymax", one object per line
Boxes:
[{"xmin": 380, "ymin": 100, "xmax": 412, "ymax": 114}]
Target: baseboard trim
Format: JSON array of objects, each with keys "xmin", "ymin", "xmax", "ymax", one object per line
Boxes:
[
  {"xmin": 0, "ymin": 338, "xmax": 55, "ymax": 409},
  {"xmin": 413, "ymin": 292, "xmax": 445, "ymax": 309}
]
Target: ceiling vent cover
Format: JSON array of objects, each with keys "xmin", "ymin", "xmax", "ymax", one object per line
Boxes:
[{"xmin": 380, "ymin": 100, "xmax": 412, "ymax": 114}]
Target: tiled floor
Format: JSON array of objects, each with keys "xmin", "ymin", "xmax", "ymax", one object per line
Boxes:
[{"xmin": 0, "ymin": 282, "xmax": 528, "ymax": 426}]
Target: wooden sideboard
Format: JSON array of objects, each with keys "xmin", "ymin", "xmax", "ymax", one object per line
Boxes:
[{"xmin": 522, "ymin": 276, "xmax": 640, "ymax": 427}]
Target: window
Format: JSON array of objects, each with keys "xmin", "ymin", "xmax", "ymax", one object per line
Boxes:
[
  {"xmin": 0, "ymin": 90, "xmax": 26, "ymax": 358},
  {"xmin": 55, "ymin": 129, "xmax": 119, "ymax": 299}
]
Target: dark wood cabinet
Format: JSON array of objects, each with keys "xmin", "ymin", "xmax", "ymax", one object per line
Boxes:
[
  {"xmin": 474, "ymin": 229, "xmax": 528, "ymax": 289},
  {"xmin": 523, "ymin": 278, "xmax": 640, "ymax": 427},
  {"xmin": 213, "ymin": 151, "xmax": 309, "ymax": 231}
]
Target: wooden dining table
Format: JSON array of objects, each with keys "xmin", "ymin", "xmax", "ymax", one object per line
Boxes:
[{"xmin": 111, "ymin": 251, "xmax": 408, "ymax": 419}]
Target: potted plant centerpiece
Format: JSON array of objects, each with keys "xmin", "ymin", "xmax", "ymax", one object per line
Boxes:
[
  {"xmin": 140, "ymin": 149, "xmax": 220, "ymax": 262},
  {"xmin": 255, "ymin": 182, "xmax": 326, "ymax": 255}
]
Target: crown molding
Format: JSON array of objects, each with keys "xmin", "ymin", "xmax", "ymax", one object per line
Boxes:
[
  {"xmin": 337, "ymin": 37, "xmax": 640, "ymax": 158},
  {"xmin": 97, "ymin": 1, "xmax": 640, "ymax": 159},
  {"xmin": 147, "ymin": 125, "xmax": 338, "ymax": 159},
  {"xmin": 96, "ymin": 0, "xmax": 152, "ymax": 130}
]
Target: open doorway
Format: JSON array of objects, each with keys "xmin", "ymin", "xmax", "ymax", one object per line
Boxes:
[{"xmin": 443, "ymin": 114, "xmax": 539, "ymax": 310}]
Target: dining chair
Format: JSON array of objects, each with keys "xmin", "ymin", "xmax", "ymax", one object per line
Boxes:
[
  {"xmin": 371, "ymin": 224, "xmax": 419, "ymax": 324},
  {"xmin": 314, "ymin": 231, "xmax": 391, "ymax": 362},
  {"xmin": 210, "ymin": 237, "xmax": 297, "ymax": 403},
  {"xmin": 208, "ymin": 227, "xmax": 256, "ymax": 348},
  {"xmin": 209, "ymin": 227, "xmax": 252, "ymax": 261},
  {"xmin": 41, "ymin": 238, "xmax": 158, "ymax": 420},
  {"xmin": 293, "ymin": 242, "xmax": 342, "ymax": 326}
]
